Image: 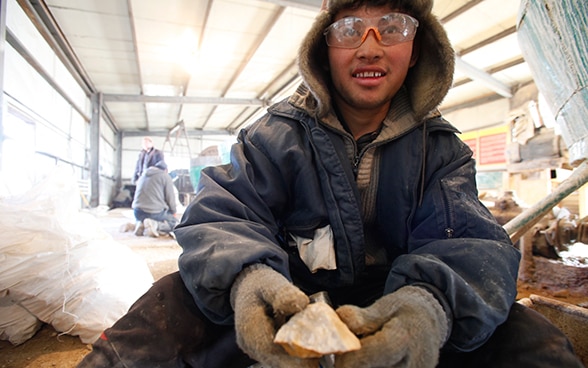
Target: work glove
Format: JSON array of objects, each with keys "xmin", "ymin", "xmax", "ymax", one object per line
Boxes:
[
  {"xmin": 335, "ymin": 286, "xmax": 449, "ymax": 368},
  {"xmin": 230, "ymin": 264, "xmax": 320, "ymax": 368}
]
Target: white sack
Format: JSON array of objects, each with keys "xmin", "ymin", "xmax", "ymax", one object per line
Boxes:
[
  {"xmin": 0, "ymin": 297, "xmax": 42, "ymax": 345},
  {"xmin": 0, "ymin": 167, "xmax": 154, "ymax": 344}
]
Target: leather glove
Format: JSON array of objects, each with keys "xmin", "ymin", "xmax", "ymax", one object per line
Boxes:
[
  {"xmin": 335, "ymin": 286, "xmax": 449, "ymax": 368},
  {"xmin": 230, "ymin": 264, "xmax": 319, "ymax": 368}
]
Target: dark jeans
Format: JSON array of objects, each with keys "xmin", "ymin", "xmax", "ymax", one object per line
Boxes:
[
  {"xmin": 77, "ymin": 272, "xmax": 584, "ymax": 368},
  {"xmin": 134, "ymin": 208, "xmax": 178, "ymax": 233}
]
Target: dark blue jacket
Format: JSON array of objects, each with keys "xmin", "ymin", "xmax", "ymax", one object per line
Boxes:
[
  {"xmin": 133, "ymin": 148, "xmax": 164, "ymax": 183},
  {"xmin": 176, "ymin": 96, "xmax": 520, "ymax": 352}
]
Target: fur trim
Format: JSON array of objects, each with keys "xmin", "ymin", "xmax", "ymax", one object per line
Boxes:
[{"xmin": 296, "ymin": 0, "xmax": 454, "ymax": 121}]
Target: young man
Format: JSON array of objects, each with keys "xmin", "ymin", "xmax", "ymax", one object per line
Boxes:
[
  {"xmin": 132, "ymin": 160, "xmax": 178, "ymax": 237},
  {"xmin": 78, "ymin": 0, "xmax": 582, "ymax": 367}
]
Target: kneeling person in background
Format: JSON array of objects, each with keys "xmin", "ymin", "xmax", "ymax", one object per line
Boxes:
[{"xmin": 132, "ymin": 160, "xmax": 177, "ymax": 237}]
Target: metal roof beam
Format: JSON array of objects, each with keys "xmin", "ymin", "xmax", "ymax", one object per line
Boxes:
[
  {"xmin": 17, "ymin": 0, "xmax": 120, "ymax": 133},
  {"xmin": 441, "ymin": 0, "xmax": 484, "ymax": 23},
  {"xmin": 6, "ymin": 29, "xmax": 90, "ymax": 121},
  {"xmin": 103, "ymin": 94, "xmax": 267, "ymax": 106},
  {"xmin": 261, "ymin": 0, "xmax": 321, "ymax": 10},
  {"xmin": 455, "ymin": 56, "xmax": 513, "ymax": 98},
  {"xmin": 201, "ymin": 6, "xmax": 285, "ymax": 129},
  {"xmin": 175, "ymin": 0, "xmax": 213, "ymax": 124},
  {"xmin": 453, "ymin": 56, "xmax": 526, "ymax": 88},
  {"xmin": 459, "ymin": 26, "xmax": 517, "ymax": 56},
  {"xmin": 126, "ymin": 0, "xmax": 149, "ymax": 130},
  {"xmin": 123, "ymin": 129, "xmax": 235, "ymax": 137}
]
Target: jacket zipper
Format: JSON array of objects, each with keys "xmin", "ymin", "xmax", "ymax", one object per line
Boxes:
[
  {"xmin": 441, "ymin": 182, "xmax": 455, "ymax": 238},
  {"xmin": 353, "ymin": 153, "xmax": 360, "ymax": 177}
]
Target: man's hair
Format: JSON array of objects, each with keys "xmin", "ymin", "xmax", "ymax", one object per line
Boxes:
[{"xmin": 341, "ymin": 0, "xmax": 418, "ymax": 18}]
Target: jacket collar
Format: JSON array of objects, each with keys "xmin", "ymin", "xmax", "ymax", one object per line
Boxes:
[{"xmin": 287, "ymin": 84, "xmax": 426, "ymax": 143}]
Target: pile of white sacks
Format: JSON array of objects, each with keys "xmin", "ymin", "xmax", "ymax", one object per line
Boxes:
[{"xmin": 0, "ymin": 167, "xmax": 154, "ymax": 345}]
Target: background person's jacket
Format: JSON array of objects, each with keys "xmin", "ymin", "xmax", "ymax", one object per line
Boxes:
[
  {"xmin": 133, "ymin": 148, "xmax": 164, "ymax": 183},
  {"xmin": 132, "ymin": 166, "xmax": 176, "ymax": 215}
]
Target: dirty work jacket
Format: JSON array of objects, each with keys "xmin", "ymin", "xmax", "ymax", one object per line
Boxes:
[{"xmin": 175, "ymin": 99, "xmax": 521, "ymax": 352}]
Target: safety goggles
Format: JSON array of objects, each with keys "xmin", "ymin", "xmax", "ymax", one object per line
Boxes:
[{"xmin": 324, "ymin": 12, "xmax": 419, "ymax": 49}]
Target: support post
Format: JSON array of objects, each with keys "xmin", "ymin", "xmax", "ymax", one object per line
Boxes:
[{"xmin": 90, "ymin": 92, "xmax": 102, "ymax": 207}]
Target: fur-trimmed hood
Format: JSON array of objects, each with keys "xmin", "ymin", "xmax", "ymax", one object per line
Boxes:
[{"xmin": 294, "ymin": 0, "xmax": 454, "ymax": 122}]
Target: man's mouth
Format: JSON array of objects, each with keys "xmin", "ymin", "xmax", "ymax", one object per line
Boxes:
[{"xmin": 353, "ymin": 71, "xmax": 384, "ymax": 78}]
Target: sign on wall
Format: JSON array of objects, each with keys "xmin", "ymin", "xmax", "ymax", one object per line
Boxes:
[{"xmin": 460, "ymin": 125, "xmax": 509, "ymax": 169}]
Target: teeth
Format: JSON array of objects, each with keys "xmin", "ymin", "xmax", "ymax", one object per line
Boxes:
[{"xmin": 354, "ymin": 71, "xmax": 383, "ymax": 78}]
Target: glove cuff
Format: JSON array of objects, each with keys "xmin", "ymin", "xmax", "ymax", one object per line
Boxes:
[
  {"xmin": 230, "ymin": 263, "xmax": 272, "ymax": 308},
  {"xmin": 401, "ymin": 285, "xmax": 450, "ymax": 347}
]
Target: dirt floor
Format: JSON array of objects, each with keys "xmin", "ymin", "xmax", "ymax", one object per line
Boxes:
[{"xmin": 1, "ymin": 208, "xmax": 587, "ymax": 368}]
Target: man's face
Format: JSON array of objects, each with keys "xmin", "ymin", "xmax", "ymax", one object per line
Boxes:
[
  {"xmin": 327, "ymin": 6, "xmax": 417, "ymax": 114},
  {"xmin": 143, "ymin": 138, "xmax": 153, "ymax": 150}
]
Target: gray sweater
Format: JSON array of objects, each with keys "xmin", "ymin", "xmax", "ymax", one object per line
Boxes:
[{"xmin": 132, "ymin": 166, "xmax": 176, "ymax": 214}]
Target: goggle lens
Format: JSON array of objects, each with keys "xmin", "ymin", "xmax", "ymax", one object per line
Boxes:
[{"xmin": 324, "ymin": 12, "xmax": 419, "ymax": 49}]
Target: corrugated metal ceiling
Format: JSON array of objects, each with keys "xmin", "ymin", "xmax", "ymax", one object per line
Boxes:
[{"xmin": 16, "ymin": 0, "xmax": 534, "ymax": 137}]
